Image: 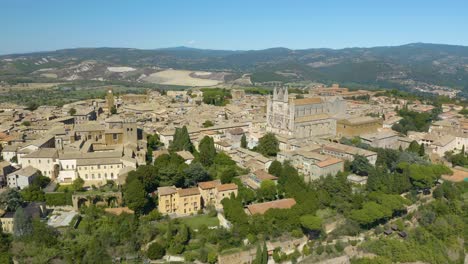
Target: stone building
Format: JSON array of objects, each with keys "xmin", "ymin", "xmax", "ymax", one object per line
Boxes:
[
  {"xmin": 158, "ymin": 181, "xmax": 238, "ymax": 215},
  {"xmin": 6, "ymin": 166, "xmax": 39, "ymax": 190},
  {"xmin": 266, "ymin": 87, "xmax": 345, "ymax": 139},
  {"xmin": 336, "ymin": 116, "xmax": 382, "ymax": 137},
  {"xmin": 157, "ymin": 186, "xmax": 201, "ymax": 215}
]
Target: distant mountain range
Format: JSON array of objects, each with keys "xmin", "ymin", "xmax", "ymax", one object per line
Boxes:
[{"xmin": 1, "ymin": 43, "xmax": 468, "ymax": 96}]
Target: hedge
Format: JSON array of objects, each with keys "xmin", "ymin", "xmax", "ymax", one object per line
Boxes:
[{"xmin": 45, "ymin": 192, "xmax": 73, "ymax": 206}]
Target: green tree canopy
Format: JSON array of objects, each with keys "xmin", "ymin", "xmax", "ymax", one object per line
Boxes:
[
  {"xmin": 350, "ymin": 155, "xmax": 373, "ymax": 176},
  {"xmin": 199, "ymin": 136, "xmax": 216, "ymax": 167},
  {"xmin": 257, "ymin": 133, "xmax": 279, "ymax": 157},
  {"xmin": 124, "ymin": 179, "xmax": 148, "ymax": 214},
  {"xmin": 268, "ymin": 160, "xmax": 283, "ymax": 177},
  {"xmin": 147, "ymin": 242, "xmax": 165, "ymax": 260},
  {"xmin": 183, "ymin": 162, "xmax": 211, "ymax": 187},
  {"xmin": 241, "ymin": 134, "xmax": 247, "ymax": 148},
  {"xmin": 169, "ymin": 126, "xmax": 194, "ymax": 153},
  {"xmin": 0, "ymin": 188, "xmax": 23, "ymax": 212}
]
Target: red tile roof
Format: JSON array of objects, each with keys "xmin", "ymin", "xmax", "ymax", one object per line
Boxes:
[
  {"xmin": 247, "ymin": 198, "xmax": 296, "ymax": 215},
  {"xmin": 198, "ymin": 180, "xmax": 221, "ymax": 190},
  {"xmin": 217, "ymin": 183, "xmax": 238, "ymax": 192}
]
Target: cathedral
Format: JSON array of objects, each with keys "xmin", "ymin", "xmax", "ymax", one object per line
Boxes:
[{"xmin": 266, "ymin": 87, "xmax": 346, "ymax": 139}]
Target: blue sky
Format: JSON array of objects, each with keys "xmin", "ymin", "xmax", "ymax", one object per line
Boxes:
[{"xmin": 1, "ymin": 0, "xmax": 467, "ymax": 54}]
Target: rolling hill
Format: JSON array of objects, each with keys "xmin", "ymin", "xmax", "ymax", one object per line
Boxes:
[{"xmin": 1, "ymin": 43, "xmax": 468, "ymax": 96}]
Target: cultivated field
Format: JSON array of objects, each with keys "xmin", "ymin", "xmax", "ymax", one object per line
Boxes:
[{"xmin": 143, "ymin": 69, "xmax": 222, "ymax": 86}]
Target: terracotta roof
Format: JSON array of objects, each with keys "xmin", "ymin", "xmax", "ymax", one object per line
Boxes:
[
  {"xmin": 247, "ymin": 198, "xmax": 296, "ymax": 215},
  {"xmin": 217, "ymin": 183, "xmax": 238, "ymax": 192},
  {"xmin": 294, "ymin": 97, "xmax": 322, "ymax": 106},
  {"xmin": 253, "ymin": 170, "xmax": 278, "ymax": 181},
  {"xmin": 315, "ymin": 157, "xmax": 343, "ymax": 168},
  {"xmin": 198, "ymin": 180, "xmax": 221, "ymax": 190},
  {"xmin": 176, "ymin": 151, "xmax": 194, "ymax": 160},
  {"xmin": 177, "ymin": 187, "xmax": 200, "ymax": 197},
  {"xmin": 157, "ymin": 186, "xmax": 177, "ymax": 196}
]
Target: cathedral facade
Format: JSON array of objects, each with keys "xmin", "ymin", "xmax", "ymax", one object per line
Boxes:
[{"xmin": 266, "ymin": 87, "xmax": 345, "ymax": 139}]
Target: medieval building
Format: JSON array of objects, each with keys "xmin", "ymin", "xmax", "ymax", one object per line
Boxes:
[{"xmin": 266, "ymin": 87, "xmax": 346, "ymax": 139}]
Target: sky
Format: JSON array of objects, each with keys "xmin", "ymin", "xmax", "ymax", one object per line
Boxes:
[{"xmin": 1, "ymin": 0, "xmax": 467, "ymax": 54}]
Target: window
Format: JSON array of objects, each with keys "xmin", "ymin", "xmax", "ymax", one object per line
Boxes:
[
  {"xmin": 110, "ymin": 173, "xmax": 114, "ymax": 178},
  {"xmin": 113, "ymin": 134, "xmax": 118, "ymax": 140},
  {"xmin": 92, "ymin": 174, "xmax": 95, "ymax": 179},
  {"xmin": 105, "ymin": 173, "xmax": 107, "ymax": 178},
  {"xmin": 98, "ymin": 173, "xmax": 101, "ymax": 179}
]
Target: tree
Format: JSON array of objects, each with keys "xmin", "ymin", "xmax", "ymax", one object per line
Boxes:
[
  {"xmin": 13, "ymin": 207, "xmax": 33, "ymax": 238},
  {"xmin": 147, "ymin": 134, "xmax": 162, "ymax": 150},
  {"xmin": 261, "ymin": 241, "xmax": 268, "ymax": 264},
  {"xmin": 241, "ymin": 134, "xmax": 247, "ymax": 148},
  {"xmin": 0, "ymin": 188, "xmax": 23, "ymax": 212},
  {"xmin": 407, "ymin": 140, "xmax": 420, "ymax": 154},
  {"xmin": 20, "ymin": 186, "xmax": 45, "ymax": 202},
  {"xmin": 199, "ymin": 136, "xmax": 216, "ymax": 167},
  {"xmin": 350, "ymin": 155, "xmax": 373, "ymax": 176},
  {"xmin": 300, "ymin": 215, "xmax": 323, "ymax": 238},
  {"xmin": 259, "ymin": 180, "xmax": 277, "ymax": 201},
  {"xmin": 268, "ymin": 160, "xmax": 283, "ymax": 176},
  {"xmin": 418, "ymin": 144, "xmax": 425, "ymax": 156},
  {"xmin": 257, "ymin": 133, "xmax": 279, "ymax": 157},
  {"xmin": 220, "ymin": 168, "xmax": 236, "ymax": 184},
  {"xmin": 184, "ymin": 162, "xmax": 211, "ymax": 187},
  {"xmin": 68, "ymin": 108, "xmax": 77, "ymax": 115},
  {"xmin": 72, "ymin": 177, "xmax": 85, "ymax": 191},
  {"xmin": 254, "ymin": 244, "xmax": 262, "ymax": 264},
  {"xmin": 203, "ymin": 120, "xmax": 214, "ymax": 128},
  {"xmin": 124, "ymin": 180, "xmax": 147, "ymax": 214},
  {"xmin": 126, "ymin": 165, "xmax": 159, "ymax": 193},
  {"xmin": 110, "ymin": 105, "xmax": 117, "ymax": 115},
  {"xmin": 169, "ymin": 126, "xmax": 194, "ymax": 153},
  {"xmin": 32, "ymin": 175, "xmax": 51, "ymax": 188},
  {"xmin": 26, "ymin": 102, "xmax": 39, "ymax": 111},
  {"xmin": 147, "ymin": 242, "xmax": 165, "ymax": 260}
]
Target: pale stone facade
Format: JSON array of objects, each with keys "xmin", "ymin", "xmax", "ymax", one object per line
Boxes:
[
  {"xmin": 266, "ymin": 87, "xmax": 345, "ymax": 139},
  {"xmin": 158, "ymin": 181, "xmax": 238, "ymax": 215}
]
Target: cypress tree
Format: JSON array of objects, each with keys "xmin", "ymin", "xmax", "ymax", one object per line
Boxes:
[
  {"xmin": 419, "ymin": 144, "xmax": 425, "ymax": 156},
  {"xmin": 254, "ymin": 244, "xmax": 262, "ymax": 264},
  {"xmin": 199, "ymin": 136, "xmax": 216, "ymax": 167},
  {"xmin": 262, "ymin": 241, "xmax": 268, "ymax": 264},
  {"xmin": 240, "ymin": 134, "xmax": 247, "ymax": 148},
  {"xmin": 169, "ymin": 126, "xmax": 194, "ymax": 153}
]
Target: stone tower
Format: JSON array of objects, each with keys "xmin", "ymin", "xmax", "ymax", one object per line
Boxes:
[
  {"xmin": 106, "ymin": 88, "xmax": 115, "ymax": 114},
  {"xmin": 266, "ymin": 87, "xmax": 294, "ymax": 135}
]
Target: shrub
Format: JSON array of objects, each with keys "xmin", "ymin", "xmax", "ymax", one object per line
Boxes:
[
  {"xmin": 45, "ymin": 192, "xmax": 72, "ymax": 206},
  {"xmin": 335, "ymin": 241, "xmax": 345, "ymax": 252},
  {"xmin": 325, "ymin": 245, "xmax": 334, "ymax": 254},
  {"xmin": 147, "ymin": 243, "xmax": 165, "ymax": 260},
  {"xmin": 316, "ymin": 245, "xmax": 324, "ymax": 255}
]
